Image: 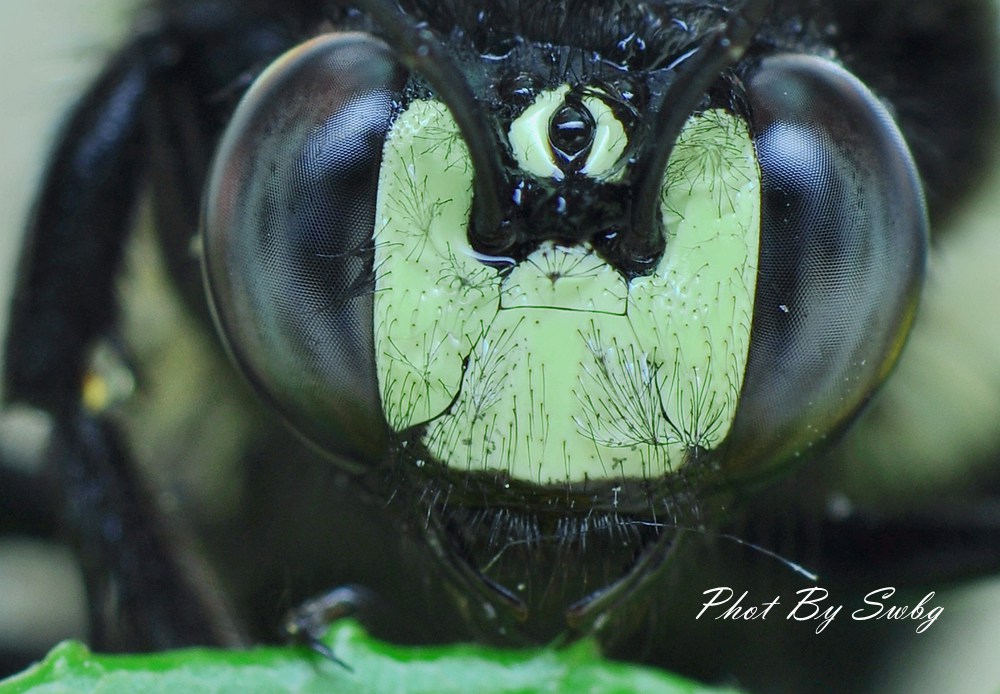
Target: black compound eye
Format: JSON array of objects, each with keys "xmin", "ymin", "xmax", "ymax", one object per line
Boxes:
[
  {"xmin": 202, "ymin": 33, "xmax": 406, "ymax": 468},
  {"xmin": 722, "ymin": 53, "xmax": 928, "ymax": 477}
]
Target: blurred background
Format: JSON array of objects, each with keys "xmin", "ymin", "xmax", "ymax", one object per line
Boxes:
[
  {"xmin": 1, "ymin": 1, "xmax": 1000, "ymax": 692},
  {"xmin": 0, "ymin": 0, "xmax": 126, "ymax": 674}
]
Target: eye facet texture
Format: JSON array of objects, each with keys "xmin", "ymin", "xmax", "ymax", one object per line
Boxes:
[
  {"xmin": 723, "ymin": 54, "xmax": 928, "ymax": 477},
  {"xmin": 203, "ymin": 34, "xmax": 405, "ymax": 468}
]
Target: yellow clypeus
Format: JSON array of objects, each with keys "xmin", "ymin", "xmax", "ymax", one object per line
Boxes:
[{"xmin": 373, "ymin": 97, "xmax": 759, "ymax": 484}]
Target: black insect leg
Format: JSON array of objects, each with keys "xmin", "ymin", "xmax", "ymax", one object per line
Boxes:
[
  {"xmin": 5, "ymin": 43, "xmax": 148, "ymax": 405},
  {"xmin": 49, "ymin": 413, "xmax": 246, "ymax": 650},
  {"xmin": 729, "ymin": 469, "xmax": 1000, "ymax": 590},
  {"xmin": 3, "ymin": 38, "xmax": 244, "ymax": 652},
  {"xmin": 282, "ymin": 585, "xmax": 389, "ymax": 669},
  {"xmin": 812, "ymin": 498, "xmax": 1000, "ymax": 587},
  {"xmin": 0, "ymin": 453, "xmax": 58, "ymax": 538}
]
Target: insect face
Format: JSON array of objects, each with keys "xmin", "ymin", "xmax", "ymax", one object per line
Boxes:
[
  {"xmin": 3, "ymin": 0, "xmax": 1000, "ymax": 690},
  {"xmin": 200, "ymin": 0, "xmax": 926, "ymax": 640}
]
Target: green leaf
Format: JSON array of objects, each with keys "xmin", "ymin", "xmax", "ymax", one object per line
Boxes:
[{"xmin": 0, "ymin": 620, "xmax": 742, "ymax": 694}]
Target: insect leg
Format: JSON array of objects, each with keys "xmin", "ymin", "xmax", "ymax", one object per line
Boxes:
[{"xmin": 3, "ymin": 38, "xmax": 245, "ymax": 651}]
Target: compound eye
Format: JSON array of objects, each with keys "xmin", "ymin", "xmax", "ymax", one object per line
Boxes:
[
  {"xmin": 723, "ymin": 54, "xmax": 928, "ymax": 477},
  {"xmin": 202, "ymin": 34, "xmax": 406, "ymax": 469}
]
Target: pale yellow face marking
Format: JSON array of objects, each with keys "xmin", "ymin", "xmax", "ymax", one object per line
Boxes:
[
  {"xmin": 507, "ymin": 85, "xmax": 570, "ymax": 180},
  {"xmin": 578, "ymin": 95, "xmax": 627, "ymax": 179},
  {"xmin": 373, "ymin": 100, "xmax": 759, "ymax": 483},
  {"xmin": 507, "ymin": 86, "xmax": 628, "ymax": 181}
]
